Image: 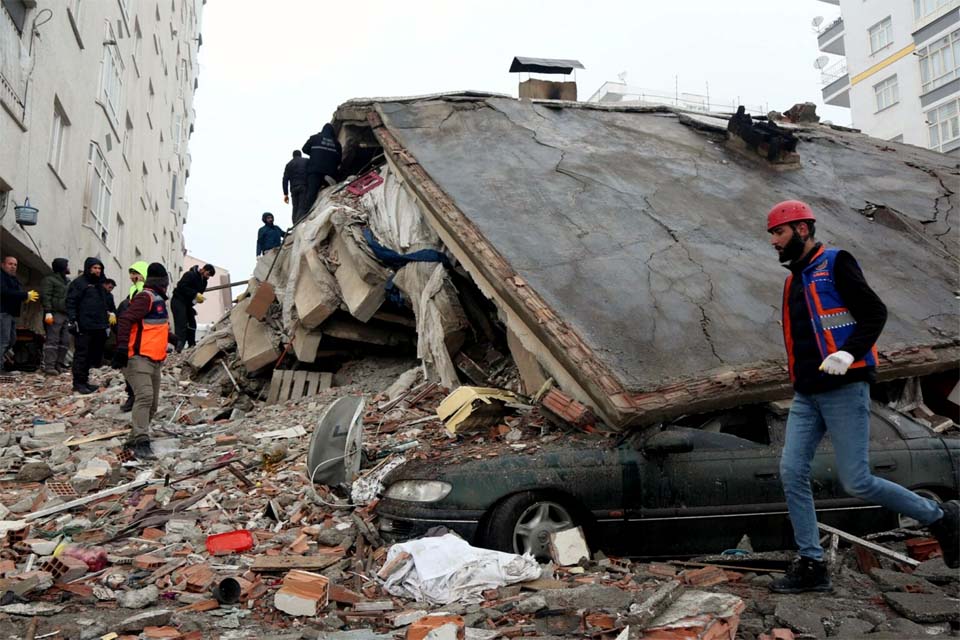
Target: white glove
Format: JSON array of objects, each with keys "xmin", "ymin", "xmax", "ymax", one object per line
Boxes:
[{"xmin": 820, "ymin": 351, "xmax": 854, "ymax": 375}]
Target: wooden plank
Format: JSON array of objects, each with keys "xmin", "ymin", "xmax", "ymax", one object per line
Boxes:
[
  {"xmin": 267, "ymin": 370, "xmax": 283, "ymax": 405},
  {"xmin": 251, "ymin": 552, "xmax": 345, "ymax": 573},
  {"xmin": 304, "ymin": 373, "xmax": 320, "ymax": 398},
  {"xmin": 317, "ymin": 372, "xmax": 333, "ymax": 391},
  {"xmin": 292, "ymin": 370, "xmax": 308, "ymax": 400},
  {"xmin": 278, "ymin": 371, "xmax": 295, "ymax": 403},
  {"xmin": 817, "ymin": 522, "xmax": 920, "ymax": 567}
]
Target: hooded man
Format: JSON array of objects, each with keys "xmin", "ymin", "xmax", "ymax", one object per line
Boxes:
[
  {"xmin": 301, "ymin": 123, "xmax": 342, "ymax": 218},
  {"xmin": 171, "ymin": 263, "xmax": 215, "ymax": 351},
  {"xmin": 117, "ymin": 261, "xmax": 148, "ymax": 412},
  {"xmin": 257, "ymin": 212, "xmax": 284, "ymax": 256},
  {"xmin": 282, "ymin": 150, "xmax": 309, "ymax": 223},
  {"xmin": 39, "ymin": 258, "xmax": 71, "ymax": 374},
  {"xmin": 113, "ymin": 262, "xmax": 175, "ymax": 459},
  {"xmin": 765, "ymin": 200, "xmax": 960, "ymax": 594},
  {"xmin": 66, "ymin": 257, "xmax": 115, "ymax": 394},
  {"xmin": 0, "ymin": 256, "xmax": 39, "ymax": 373}
]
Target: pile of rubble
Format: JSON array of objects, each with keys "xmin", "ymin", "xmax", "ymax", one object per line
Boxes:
[{"xmin": 0, "ymin": 360, "xmax": 958, "ymax": 640}]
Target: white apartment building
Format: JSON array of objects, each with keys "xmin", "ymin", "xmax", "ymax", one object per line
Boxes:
[
  {"xmin": 0, "ymin": 0, "xmax": 203, "ymax": 305},
  {"xmin": 817, "ymin": 0, "xmax": 960, "ymax": 154}
]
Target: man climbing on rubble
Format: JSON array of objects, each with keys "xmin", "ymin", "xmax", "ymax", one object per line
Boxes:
[
  {"xmin": 116, "ymin": 261, "xmax": 149, "ymax": 412},
  {"xmin": 40, "ymin": 258, "xmax": 71, "ymax": 375},
  {"xmin": 766, "ymin": 200, "xmax": 960, "ymax": 594},
  {"xmin": 171, "ymin": 263, "xmax": 215, "ymax": 351},
  {"xmin": 257, "ymin": 212, "xmax": 285, "ymax": 256},
  {"xmin": 66, "ymin": 257, "xmax": 115, "ymax": 394},
  {"xmin": 301, "ymin": 123, "xmax": 342, "ymax": 218},
  {"xmin": 113, "ymin": 262, "xmax": 175, "ymax": 460},
  {"xmin": 0, "ymin": 256, "xmax": 39, "ymax": 374},
  {"xmin": 282, "ymin": 150, "xmax": 309, "ymax": 223}
]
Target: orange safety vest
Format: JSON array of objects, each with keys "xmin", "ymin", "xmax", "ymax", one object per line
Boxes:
[{"xmin": 128, "ymin": 289, "xmax": 169, "ymax": 361}]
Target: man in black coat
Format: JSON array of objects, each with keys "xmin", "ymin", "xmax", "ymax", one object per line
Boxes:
[
  {"xmin": 171, "ymin": 263, "xmax": 215, "ymax": 351},
  {"xmin": 301, "ymin": 123, "xmax": 342, "ymax": 217},
  {"xmin": 66, "ymin": 257, "xmax": 115, "ymax": 394},
  {"xmin": 0, "ymin": 256, "xmax": 39, "ymax": 373},
  {"xmin": 282, "ymin": 150, "xmax": 309, "ymax": 223}
]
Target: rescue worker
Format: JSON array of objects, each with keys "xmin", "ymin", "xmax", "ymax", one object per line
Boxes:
[
  {"xmin": 117, "ymin": 262, "xmax": 148, "ymax": 412},
  {"xmin": 0, "ymin": 256, "xmax": 39, "ymax": 374},
  {"xmin": 66, "ymin": 257, "xmax": 115, "ymax": 394},
  {"xmin": 282, "ymin": 150, "xmax": 309, "ymax": 223},
  {"xmin": 766, "ymin": 200, "xmax": 959, "ymax": 594},
  {"xmin": 301, "ymin": 123, "xmax": 342, "ymax": 217},
  {"xmin": 171, "ymin": 263, "xmax": 215, "ymax": 351},
  {"xmin": 257, "ymin": 212, "xmax": 284, "ymax": 256},
  {"xmin": 39, "ymin": 258, "xmax": 71, "ymax": 375},
  {"xmin": 113, "ymin": 262, "xmax": 174, "ymax": 459}
]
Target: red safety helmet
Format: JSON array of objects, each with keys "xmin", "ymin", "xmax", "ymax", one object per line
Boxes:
[{"xmin": 767, "ymin": 200, "xmax": 816, "ymax": 231}]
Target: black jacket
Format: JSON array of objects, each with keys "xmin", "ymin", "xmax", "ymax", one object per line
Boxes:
[
  {"xmin": 301, "ymin": 124, "xmax": 342, "ymax": 177},
  {"xmin": 282, "ymin": 156, "xmax": 309, "ymax": 195},
  {"xmin": 66, "ymin": 257, "xmax": 112, "ymax": 331},
  {"xmin": 0, "ymin": 270, "xmax": 27, "ymax": 317},
  {"xmin": 785, "ymin": 244, "xmax": 887, "ymax": 394},
  {"xmin": 172, "ymin": 265, "xmax": 207, "ymax": 305}
]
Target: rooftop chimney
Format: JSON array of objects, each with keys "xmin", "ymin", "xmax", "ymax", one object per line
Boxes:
[{"xmin": 510, "ymin": 57, "xmax": 584, "ymax": 101}]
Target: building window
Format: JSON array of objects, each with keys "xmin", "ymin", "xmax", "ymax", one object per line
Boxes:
[
  {"xmin": 914, "ymin": 0, "xmax": 954, "ymax": 20},
  {"xmin": 122, "ymin": 113, "xmax": 133, "ymax": 163},
  {"xmin": 874, "ymin": 75, "xmax": 899, "ymax": 111},
  {"xmin": 48, "ymin": 100, "xmax": 69, "ymax": 176},
  {"xmin": 172, "ymin": 111, "xmax": 182, "ymax": 153},
  {"xmin": 100, "ymin": 26, "xmax": 123, "ymax": 124},
  {"xmin": 115, "ymin": 215, "xmax": 125, "ymax": 253},
  {"xmin": 919, "ymin": 30, "xmax": 960, "ymax": 94},
  {"xmin": 170, "ymin": 172, "xmax": 177, "ymax": 210},
  {"xmin": 927, "ymin": 98, "xmax": 960, "ymax": 151},
  {"xmin": 133, "ymin": 18, "xmax": 142, "ymax": 70},
  {"xmin": 2, "ymin": 0, "xmax": 28, "ymax": 35},
  {"xmin": 868, "ymin": 17, "xmax": 893, "ymax": 54},
  {"xmin": 85, "ymin": 142, "xmax": 114, "ymax": 243}
]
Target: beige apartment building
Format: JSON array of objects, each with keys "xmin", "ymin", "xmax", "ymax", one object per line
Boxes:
[{"xmin": 0, "ymin": 0, "xmax": 204, "ymax": 322}]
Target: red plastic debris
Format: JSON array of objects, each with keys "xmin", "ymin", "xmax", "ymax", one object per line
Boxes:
[
  {"xmin": 346, "ymin": 171, "xmax": 384, "ymax": 196},
  {"xmin": 205, "ymin": 529, "xmax": 254, "ymax": 555}
]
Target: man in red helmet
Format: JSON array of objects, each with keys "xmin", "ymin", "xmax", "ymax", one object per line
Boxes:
[{"xmin": 766, "ymin": 200, "xmax": 958, "ymax": 594}]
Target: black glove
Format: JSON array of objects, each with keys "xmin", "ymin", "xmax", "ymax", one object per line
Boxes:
[
  {"xmin": 67, "ymin": 320, "xmax": 79, "ymax": 336},
  {"xmin": 111, "ymin": 353, "xmax": 128, "ymax": 369}
]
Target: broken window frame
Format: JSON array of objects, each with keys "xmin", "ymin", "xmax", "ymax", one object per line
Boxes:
[
  {"xmin": 918, "ymin": 29, "xmax": 960, "ymax": 94},
  {"xmin": 868, "ymin": 17, "xmax": 894, "ymax": 55},
  {"xmin": 926, "ymin": 97, "xmax": 960, "ymax": 151},
  {"xmin": 99, "ymin": 21, "xmax": 124, "ymax": 126},
  {"xmin": 84, "ymin": 141, "xmax": 114, "ymax": 244},
  {"xmin": 873, "ymin": 75, "xmax": 899, "ymax": 112}
]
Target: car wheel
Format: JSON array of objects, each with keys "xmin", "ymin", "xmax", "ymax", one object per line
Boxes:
[
  {"xmin": 481, "ymin": 492, "xmax": 579, "ymax": 560},
  {"xmin": 899, "ymin": 488, "xmax": 944, "ymax": 529}
]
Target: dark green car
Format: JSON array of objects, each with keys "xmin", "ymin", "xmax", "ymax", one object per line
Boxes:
[{"xmin": 377, "ymin": 402, "xmax": 959, "ymax": 559}]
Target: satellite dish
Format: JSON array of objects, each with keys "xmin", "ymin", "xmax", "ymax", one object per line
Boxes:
[
  {"xmin": 814, "ymin": 56, "xmax": 830, "ymax": 70},
  {"xmin": 307, "ymin": 395, "xmax": 366, "ymax": 487},
  {"xmin": 812, "ymin": 16, "xmax": 824, "ymax": 29}
]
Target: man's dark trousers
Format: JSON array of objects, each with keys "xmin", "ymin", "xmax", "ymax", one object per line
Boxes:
[
  {"xmin": 304, "ymin": 173, "xmax": 327, "ymax": 219},
  {"xmin": 291, "ymin": 185, "xmax": 306, "ymax": 223},
  {"xmin": 72, "ymin": 329, "xmax": 106, "ymax": 387},
  {"xmin": 171, "ymin": 297, "xmax": 196, "ymax": 350}
]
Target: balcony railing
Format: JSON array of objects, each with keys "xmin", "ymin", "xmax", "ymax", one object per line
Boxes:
[
  {"xmin": 821, "ymin": 60, "xmax": 848, "ymax": 87},
  {"xmin": 0, "ymin": 6, "xmax": 27, "ymax": 122},
  {"xmin": 818, "ymin": 16, "xmax": 844, "ymax": 37}
]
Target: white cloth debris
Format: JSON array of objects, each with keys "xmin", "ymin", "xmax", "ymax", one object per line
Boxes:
[{"xmin": 381, "ymin": 533, "xmax": 541, "ymax": 605}]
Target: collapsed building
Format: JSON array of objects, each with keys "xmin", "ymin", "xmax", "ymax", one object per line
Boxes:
[{"xmin": 194, "ymin": 92, "xmax": 959, "ymax": 429}]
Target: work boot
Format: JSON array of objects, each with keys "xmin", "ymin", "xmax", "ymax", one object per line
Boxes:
[
  {"xmin": 120, "ymin": 395, "xmax": 135, "ymax": 412},
  {"xmin": 56, "ymin": 363, "xmax": 70, "ymax": 374},
  {"xmin": 72, "ymin": 383, "xmax": 96, "ymax": 395},
  {"xmin": 769, "ymin": 556, "xmax": 832, "ymax": 594},
  {"xmin": 43, "ymin": 368, "xmax": 58, "ymax": 376},
  {"xmin": 929, "ymin": 500, "xmax": 960, "ymax": 569},
  {"xmin": 126, "ymin": 440, "xmax": 156, "ymax": 461}
]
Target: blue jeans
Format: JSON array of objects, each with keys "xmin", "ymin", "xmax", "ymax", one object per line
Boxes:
[{"xmin": 780, "ymin": 382, "xmax": 943, "ymax": 560}]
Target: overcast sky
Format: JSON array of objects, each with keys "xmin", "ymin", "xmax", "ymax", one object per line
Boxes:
[{"xmin": 184, "ymin": 0, "xmax": 845, "ymax": 282}]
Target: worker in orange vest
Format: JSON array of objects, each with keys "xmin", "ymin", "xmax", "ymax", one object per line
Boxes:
[{"xmin": 112, "ymin": 263, "xmax": 175, "ymax": 460}]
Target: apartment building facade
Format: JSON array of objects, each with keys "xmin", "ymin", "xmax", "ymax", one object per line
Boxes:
[
  {"xmin": 817, "ymin": 0, "xmax": 960, "ymax": 154},
  {"xmin": 0, "ymin": 0, "xmax": 203, "ymax": 302}
]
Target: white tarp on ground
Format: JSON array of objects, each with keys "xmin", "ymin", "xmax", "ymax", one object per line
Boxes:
[{"xmin": 381, "ymin": 533, "xmax": 541, "ymax": 605}]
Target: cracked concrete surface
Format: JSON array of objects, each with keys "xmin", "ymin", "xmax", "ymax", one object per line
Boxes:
[{"xmin": 373, "ymin": 97, "xmax": 959, "ymax": 393}]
